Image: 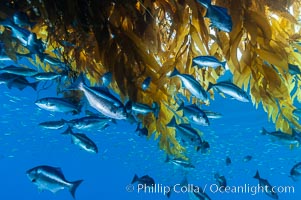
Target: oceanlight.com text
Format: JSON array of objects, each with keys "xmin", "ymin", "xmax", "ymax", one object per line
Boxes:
[{"xmin": 128, "ymin": 183, "xmax": 295, "ymax": 196}]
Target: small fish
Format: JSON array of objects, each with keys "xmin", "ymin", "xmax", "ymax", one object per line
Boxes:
[
  {"xmin": 141, "ymin": 77, "xmax": 151, "ymax": 91},
  {"xmin": 207, "ymin": 81, "xmax": 249, "ymax": 102},
  {"xmin": 167, "ymin": 116, "xmax": 203, "ymax": 148},
  {"xmin": 192, "ymin": 56, "xmax": 226, "ymax": 69},
  {"xmin": 126, "ymin": 101, "xmax": 159, "ymax": 118},
  {"xmin": 196, "ymin": 140, "xmax": 210, "ymax": 154},
  {"xmin": 0, "ymin": 65, "xmax": 38, "ymax": 76},
  {"xmin": 243, "ymin": 155, "xmax": 253, "ymax": 162},
  {"xmin": 165, "ymin": 155, "xmax": 195, "ymax": 169},
  {"xmin": 31, "ymin": 72, "xmax": 61, "ymax": 81},
  {"xmin": 0, "ymin": 73, "xmax": 39, "ymax": 90},
  {"xmin": 26, "ymin": 165, "xmax": 83, "ymax": 199},
  {"xmin": 197, "ymin": 0, "xmax": 232, "ymax": 32},
  {"xmin": 169, "ymin": 68, "xmax": 208, "ymax": 102},
  {"xmin": 12, "ymin": 11, "xmax": 36, "ymax": 28},
  {"xmin": 39, "ymin": 119, "xmax": 66, "ymax": 130},
  {"xmin": 254, "ymin": 170, "xmax": 279, "ymax": 199},
  {"xmin": 214, "ymin": 173, "xmax": 227, "ymax": 191},
  {"xmin": 290, "ymin": 162, "xmax": 301, "ymax": 181},
  {"xmin": 261, "ymin": 128, "xmax": 300, "ymax": 146},
  {"xmin": 35, "ymin": 97, "xmax": 81, "ymax": 114},
  {"xmin": 225, "ymin": 156, "xmax": 231, "ymax": 166},
  {"xmin": 177, "ymin": 103, "xmax": 209, "ymax": 126},
  {"xmin": 62, "ymin": 127, "xmax": 98, "ymax": 153},
  {"xmin": 68, "ymin": 74, "xmax": 127, "ymax": 119},
  {"xmin": 131, "ymin": 174, "xmax": 155, "ymax": 187},
  {"xmin": 67, "ymin": 116, "xmax": 112, "ymax": 130},
  {"xmin": 203, "ymin": 110, "xmax": 222, "ymax": 119}
]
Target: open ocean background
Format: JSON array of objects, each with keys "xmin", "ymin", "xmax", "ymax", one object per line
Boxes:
[{"xmin": 1, "ymin": 59, "xmax": 301, "ymax": 200}]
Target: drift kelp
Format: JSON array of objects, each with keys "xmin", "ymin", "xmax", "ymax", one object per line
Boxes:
[{"xmin": 1, "ymin": 0, "xmax": 301, "ymax": 157}]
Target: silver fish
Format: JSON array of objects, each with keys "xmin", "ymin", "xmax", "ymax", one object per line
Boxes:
[
  {"xmin": 35, "ymin": 97, "xmax": 81, "ymax": 114},
  {"xmin": 69, "ymin": 75, "xmax": 127, "ymax": 119},
  {"xmin": 169, "ymin": 68, "xmax": 208, "ymax": 102},
  {"xmin": 192, "ymin": 56, "xmax": 226, "ymax": 69},
  {"xmin": 177, "ymin": 103, "xmax": 209, "ymax": 126},
  {"xmin": 62, "ymin": 127, "xmax": 98, "ymax": 153},
  {"xmin": 207, "ymin": 81, "xmax": 249, "ymax": 102},
  {"xmin": 32, "ymin": 72, "xmax": 61, "ymax": 81},
  {"xmin": 26, "ymin": 165, "xmax": 83, "ymax": 199},
  {"xmin": 39, "ymin": 119, "xmax": 66, "ymax": 130},
  {"xmin": 67, "ymin": 116, "xmax": 112, "ymax": 130}
]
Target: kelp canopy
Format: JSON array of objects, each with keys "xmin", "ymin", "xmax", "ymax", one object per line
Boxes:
[{"xmin": 1, "ymin": 0, "xmax": 301, "ymax": 156}]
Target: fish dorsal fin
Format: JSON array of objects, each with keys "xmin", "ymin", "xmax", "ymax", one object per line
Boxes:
[
  {"xmin": 55, "ymin": 167, "xmax": 63, "ymax": 174},
  {"xmin": 180, "ymin": 123, "xmax": 192, "ymax": 129}
]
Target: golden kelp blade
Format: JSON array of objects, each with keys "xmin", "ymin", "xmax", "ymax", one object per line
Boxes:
[{"xmin": 1, "ymin": 0, "xmax": 301, "ymax": 157}]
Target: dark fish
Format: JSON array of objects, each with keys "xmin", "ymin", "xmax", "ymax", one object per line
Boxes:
[
  {"xmin": 68, "ymin": 74, "xmax": 127, "ymax": 119},
  {"xmin": 101, "ymin": 72, "xmax": 112, "ymax": 87},
  {"xmin": 192, "ymin": 56, "xmax": 226, "ymax": 69},
  {"xmin": 12, "ymin": 11, "xmax": 36, "ymax": 28},
  {"xmin": 196, "ymin": 140, "xmax": 210, "ymax": 154},
  {"xmin": 131, "ymin": 174, "xmax": 155, "ymax": 187},
  {"xmin": 35, "ymin": 97, "xmax": 81, "ymax": 114},
  {"xmin": 177, "ymin": 103, "xmax": 209, "ymax": 126},
  {"xmin": 290, "ymin": 162, "xmax": 301, "ymax": 181},
  {"xmin": 169, "ymin": 68, "xmax": 208, "ymax": 102},
  {"xmin": 254, "ymin": 170, "xmax": 279, "ymax": 199},
  {"xmin": 165, "ymin": 155, "xmax": 195, "ymax": 169},
  {"xmin": 26, "ymin": 165, "xmax": 83, "ymax": 199},
  {"xmin": 243, "ymin": 155, "xmax": 253, "ymax": 162},
  {"xmin": 67, "ymin": 116, "xmax": 112, "ymax": 130},
  {"xmin": 261, "ymin": 128, "xmax": 300, "ymax": 146},
  {"xmin": 32, "ymin": 72, "xmax": 61, "ymax": 81},
  {"xmin": 190, "ymin": 186, "xmax": 212, "ymax": 200},
  {"xmin": 62, "ymin": 127, "xmax": 98, "ymax": 153},
  {"xmin": 207, "ymin": 81, "xmax": 249, "ymax": 102},
  {"xmin": 214, "ymin": 173, "xmax": 227, "ymax": 191},
  {"xmin": 41, "ymin": 54, "xmax": 65, "ymax": 67},
  {"xmin": 225, "ymin": 156, "xmax": 231, "ymax": 166},
  {"xmin": 39, "ymin": 119, "xmax": 66, "ymax": 130},
  {"xmin": 0, "ymin": 65, "xmax": 38, "ymax": 76},
  {"xmin": 0, "ymin": 73, "xmax": 39, "ymax": 90},
  {"xmin": 197, "ymin": 0, "xmax": 232, "ymax": 32},
  {"xmin": 167, "ymin": 116, "xmax": 203, "ymax": 147},
  {"xmin": 141, "ymin": 77, "xmax": 151, "ymax": 91}
]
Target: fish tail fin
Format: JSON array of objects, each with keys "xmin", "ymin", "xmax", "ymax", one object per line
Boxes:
[
  {"xmin": 131, "ymin": 174, "xmax": 139, "ymax": 184},
  {"xmin": 261, "ymin": 127, "xmax": 269, "ymax": 135},
  {"xmin": 69, "ymin": 180, "xmax": 83, "ymax": 199},
  {"xmin": 30, "ymin": 81, "xmax": 40, "ymax": 91},
  {"xmin": 253, "ymin": 170, "xmax": 260, "ymax": 180},
  {"xmin": 135, "ymin": 123, "xmax": 141, "ymax": 132},
  {"xmin": 62, "ymin": 126, "xmax": 73, "ymax": 135},
  {"xmin": 207, "ymin": 82, "xmax": 214, "ymax": 91},
  {"xmin": 169, "ymin": 67, "xmax": 180, "ymax": 77},
  {"xmin": 166, "ymin": 116, "xmax": 177, "ymax": 127}
]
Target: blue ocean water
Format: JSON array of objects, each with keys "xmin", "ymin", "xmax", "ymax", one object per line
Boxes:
[{"xmin": 0, "ymin": 59, "xmax": 301, "ymax": 200}]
